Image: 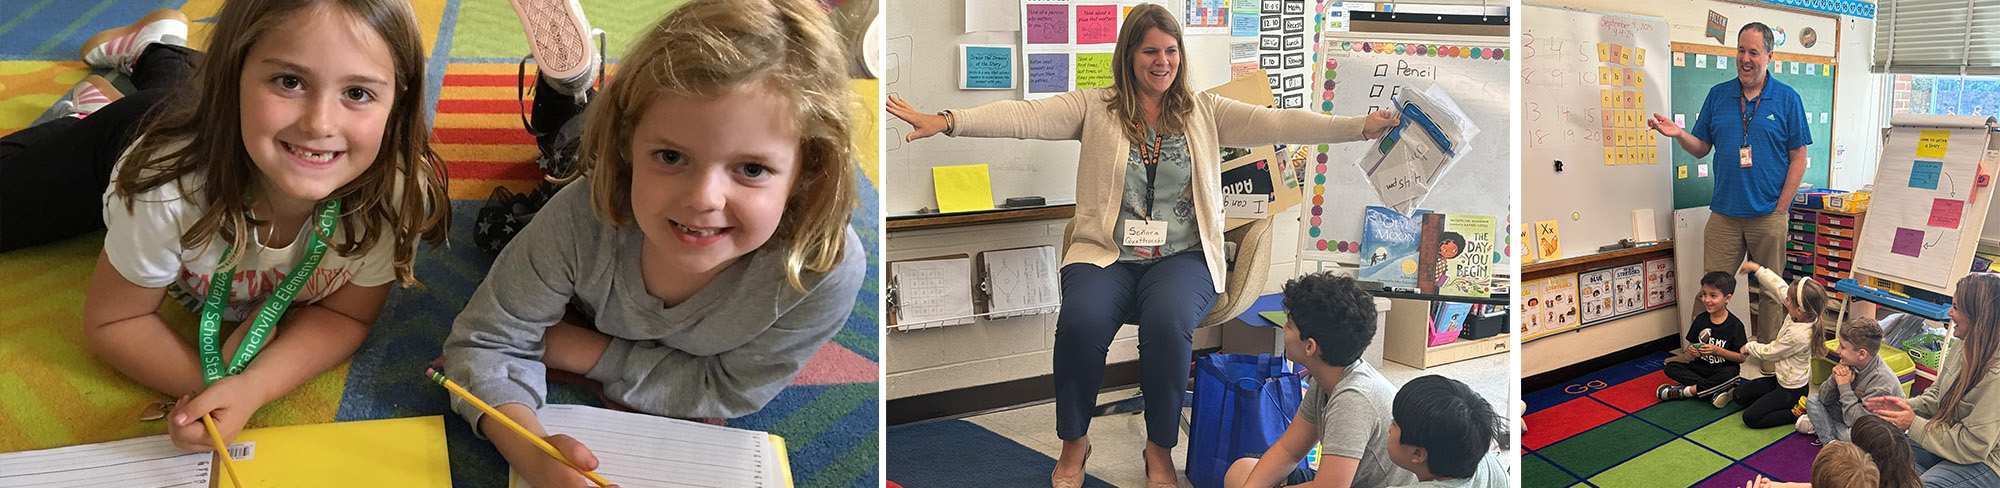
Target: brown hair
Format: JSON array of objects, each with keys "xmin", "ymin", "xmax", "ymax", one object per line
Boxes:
[
  {"xmin": 1104, "ymin": 3, "xmax": 1193, "ymax": 143},
  {"xmin": 113, "ymin": 0, "xmax": 449, "ymax": 286},
  {"xmin": 1791, "ymin": 276, "xmax": 1832, "ymax": 358},
  {"xmin": 569, "ymin": 0, "xmax": 855, "ymax": 291},
  {"xmin": 1812, "ymin": 441, "xmax": 1880, "ymax": 488},
  {"xmin": 1935, "ymin": 273, "xmax": 2000, "ymax": 428},
  {"xmin": 1839, "ymin": 315, "xmax": 1886, "ymax": 358},
  {"xmin": 1851, "ymin": 415, "xmax": 1924, "ymax": 488}
]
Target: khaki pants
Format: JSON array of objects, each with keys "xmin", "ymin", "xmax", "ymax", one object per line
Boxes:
[{"xmin": 1704, "ymin": 210, "xmax": 1789, "ymax": 344}]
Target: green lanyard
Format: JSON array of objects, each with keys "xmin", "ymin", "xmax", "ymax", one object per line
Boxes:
[{"xmin": 198, "ymin": 199, "xmax": 340, "ymax": 385}]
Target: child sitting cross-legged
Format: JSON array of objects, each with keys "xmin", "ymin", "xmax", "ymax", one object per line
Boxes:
[{"xmin": 1796, "ymin": 316, "xmax": 1907, "ymax": 445}]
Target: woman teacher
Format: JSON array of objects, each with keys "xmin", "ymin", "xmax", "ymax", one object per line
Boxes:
[{"xmin": 886, "ymin": 4, "xmax": 1398, "ymax": 487}]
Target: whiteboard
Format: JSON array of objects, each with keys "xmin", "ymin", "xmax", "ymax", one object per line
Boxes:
[
  {"xmin": 1520, "ymin": 4, "xmax": 1673, "ymax": 258},
  {"xmin": 884, "ymin": 0, "xmax": 1081, "ymax": 215},
  {"xmin": 1301, "ymin": 32, "xmax": 1511, "ymax": 265}
]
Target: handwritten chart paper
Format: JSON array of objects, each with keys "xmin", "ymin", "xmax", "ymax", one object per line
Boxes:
[
  {"xmin": 959, "ymin": 45, "xmax": 1015, "ymax": 90},
  {"xmin": 0, "ymin": 435, "xmax": 211, "ymax": 488},
  {"xmin": 1854, "ymin": 116, "xmax": 1996, "ymax": 293},
  {"xmin": 1074, "ymin": 5, "xmax": 1118, "ymax": 44},
  {"xmin": 891, "ymin": 257, "xmax": 975, "ymax": 329},
  {"xmin": 515, "ymin": 405, "xmax": 789, "ymax": 488},
  {"xmin": 1028, "ymin": 53, "xmax": 1071, "ymax": 94},
  {"xmin": 1074, "ymin": 52, "xmax": 1113, "ymax": 89},
  {"xmin": 1024, "ymin": 3, "xmax": 1069, "ymax": 44},
  {"xmin": 1018, "ymin": 0, "xmax": 1119, "ymax": 100}
]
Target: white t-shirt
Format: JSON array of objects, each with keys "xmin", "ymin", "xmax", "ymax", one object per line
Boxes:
[{"xmin": 100, "ymin": 145, "xmax": 395, "ymax": 321}]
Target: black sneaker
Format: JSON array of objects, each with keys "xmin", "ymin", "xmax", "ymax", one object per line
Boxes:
[{"xmin": 473, "ymin": 180, "xmax": 562, "ymax": 254}]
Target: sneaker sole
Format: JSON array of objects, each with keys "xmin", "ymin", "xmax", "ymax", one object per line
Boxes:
[
  {"xmin": 82, "ymin": 75, "xmax": 124, "ymax": 101},
  {"xmin": 79, "ymin": 10, "xmax": 188, "ymax": 61},
  {"xmin": 510, "ymin": 0, "xmax": 595, "ymax": 82}
]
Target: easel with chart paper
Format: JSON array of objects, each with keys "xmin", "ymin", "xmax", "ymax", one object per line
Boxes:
[{"xmin": 1850, "ymin": 115, "xmax": 2000, "ymax": 298}]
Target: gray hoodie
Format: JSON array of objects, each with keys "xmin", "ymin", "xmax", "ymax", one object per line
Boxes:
[{"xmin": 1816, "ymin": 352, "xmax": 1905, "ymax": 423}]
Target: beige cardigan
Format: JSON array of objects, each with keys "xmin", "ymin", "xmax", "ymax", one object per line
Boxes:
[{"xmin": 953, "ymin": 88, "xmax": 1369, "ymax": 293}]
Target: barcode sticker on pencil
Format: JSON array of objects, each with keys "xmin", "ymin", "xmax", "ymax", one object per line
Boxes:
[{"xmin": 226, "ymin": 442, "xmax": 254, "ymax": 461}]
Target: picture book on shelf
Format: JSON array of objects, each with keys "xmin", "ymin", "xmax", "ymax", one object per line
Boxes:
[
  {"xmin": 1417, "ymin": 213, "xmax": 1497, "ymax": 297},
  {"xmin": 1359, "ymin": 206, "xmax": 1431, "ymax": 289}
]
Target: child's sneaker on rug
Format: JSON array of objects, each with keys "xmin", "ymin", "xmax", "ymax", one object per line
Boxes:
[
  {"xmin": 1711, "ymin": 380, "xmax": 1740, "ymax": 408},
  {"xmin": 510, "ymin": 0, "xmax": 599, "ymax": 96},
  {"xmin": 1796, "ymin": 415, "xmax": 1816, "ymax": 435},
  {"xmin": 55, "ymin": 75, "xmax": 124, "ymax": 119},
  {"xmin": 80, "ymin": 10, "xmax": 188, "ymax": 73},
  {"xmin": 1657, "ymin": 384, "xmax": 1693, "ymax": 401}
]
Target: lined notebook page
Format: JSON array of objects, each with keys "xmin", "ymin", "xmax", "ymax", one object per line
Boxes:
[
  {"xmin": 514, "ymin": 404, "xmax": 788, "ymax": 488},
  {"xmin": 0, "ymin": 435, "xmax": 212, "ymax": 488}
]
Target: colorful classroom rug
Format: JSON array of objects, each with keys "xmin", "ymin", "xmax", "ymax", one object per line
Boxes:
[
  {"xmin": 1523, "ymin": 352, "xmax": 1822, "ymax": 487},
  {"xmin": 0, "ymin": 1, "xmax": 881, "ymax": 487}
]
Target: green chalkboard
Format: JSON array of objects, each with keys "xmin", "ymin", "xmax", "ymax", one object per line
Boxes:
[{"xmin": 1668, "ymin": 52, "xmax": 1835, "ymax": 209}]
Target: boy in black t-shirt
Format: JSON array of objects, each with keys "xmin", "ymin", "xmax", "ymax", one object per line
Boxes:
[{"xmin": 1659, "ymin": 271, "xmax": 1749, "ymax": 406}]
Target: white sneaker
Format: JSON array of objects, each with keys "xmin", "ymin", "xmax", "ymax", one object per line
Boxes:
[
  {"xmin": 55, "ymin": 75, "xmax": 123, "ymax": 119},
  {"xmin": 1796, "ymin": 415, "xmax": 1816, "ymax": 435},
  {"xmin": 80, "ymin": 10, "xmax": 189, "ymax": 73}
]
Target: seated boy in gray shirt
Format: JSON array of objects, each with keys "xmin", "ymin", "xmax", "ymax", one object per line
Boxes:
[
  {"xmin": 1799, "ymin": 316, "xmax": 1908, "ymax": 444},
  {"xmin": 1224, "ymin": 273, "xmax": 1418, "ymax": 488},
  {"xmin": 1387, "ymin": 375, "xmax": 1509, "ymax": 488}
]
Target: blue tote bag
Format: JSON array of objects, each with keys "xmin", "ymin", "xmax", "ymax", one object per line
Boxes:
[{"xmin": 1186, "ymin": 353, "xmax": 1309, "ymax": 488}]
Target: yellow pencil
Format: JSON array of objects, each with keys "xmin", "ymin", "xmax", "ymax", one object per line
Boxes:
[
  {"xmin": 425, "ymin": 367, "xmax": 612, "ymax": 487},
  {"xmin": 202, "ymin": 414, "xmax": 248, "ymax": 488}
]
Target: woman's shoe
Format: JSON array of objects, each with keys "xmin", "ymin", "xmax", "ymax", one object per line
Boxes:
[
  {"xmin": 1051, "ymin": 445, "xmax": 1090, "ymax": 488},
  {"xmin": 1142, "ymin": 450, "xmax": 1179, "ymax": 488}
]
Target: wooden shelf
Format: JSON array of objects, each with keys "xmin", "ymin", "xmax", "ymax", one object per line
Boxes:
[
  {"xmin": 1382, "ymin": 297, "xmax": 1510, "ymax": 369},
  {"xmin": 1522, "ymin": 241, "xmax": 1675, "ymax": 280},
  {"xmin": 886, "ymin": 204, "xmax": 1075, "ymax": 232}
]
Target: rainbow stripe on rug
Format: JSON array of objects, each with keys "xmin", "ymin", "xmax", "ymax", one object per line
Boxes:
[{"xmin": 1524, "ymin": 352, "xmax": 1821, "ymax": 487}]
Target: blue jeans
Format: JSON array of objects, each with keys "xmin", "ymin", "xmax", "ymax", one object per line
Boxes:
[
  {"xmin": 1803, "ymin": 396, "xmax": 1849, "ymax": 444},
  {"xmin": 1053, "ymin": 251, "xmax": 1217, "ymax": 447},
  {"xmin": 1910, "ymin": 435, "xmax": 2000, "ymax": 487}
]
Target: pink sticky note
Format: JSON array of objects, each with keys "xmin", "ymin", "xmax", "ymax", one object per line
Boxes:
[
  {"xmin": 1892, "ymin": 227, "xmax": 1925, "ymax": 257},
  {"xmin": 1026, "ymin": 4, "xmax": 1070, "ymax": 44},
  {"xmin": 1932, "ymin": 198, "xmax": 1967, "ymax": 229},
  {"xmin": 1074, "ymin": 5, "xmax": 1119, "ymax": 44}
]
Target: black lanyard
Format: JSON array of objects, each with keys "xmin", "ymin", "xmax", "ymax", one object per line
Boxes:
[
  {"xmin": 1739, "ymin": 93, "xmax": 1763, "ymax": 146},
  {"xmin": 1136, "ymin": 132, "xmax": 1165, "ymax": 218}
]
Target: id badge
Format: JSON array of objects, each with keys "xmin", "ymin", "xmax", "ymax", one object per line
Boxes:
[
  {"xmin": 1123, "ymin": 219, "xmax": 1167, "ymax": 246},
  {"xmin": 1738, "ymin": 145, "xmax": 1752, "ymax": 168}
]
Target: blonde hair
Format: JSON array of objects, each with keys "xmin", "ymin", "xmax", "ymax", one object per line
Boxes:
[
  {"xmin": 1812, "ymin": 441, "xmax": 1880, "ymax": 488},
  {"xmin": 570, "ymin": 0, "xmax": 855, "ymax": 291},
  {"xmin": 1105, "ymin": 3, "xmax": 1193, "ymax": 143},
  {"xmin": 113, "ymin": 0, "xmax": 449, "ymax": 286}
]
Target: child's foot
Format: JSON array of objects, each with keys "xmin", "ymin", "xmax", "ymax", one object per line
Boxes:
[
  {"xmin": 1711, "ymin": 382, "xmax": 1738, "ymax": 408},
  {"xmin": 80, "ymin": 10, "xmax": 188, "ymax": 73},
  {"xmin": 1795, "ymin": 415, "xmax": 1815, "ymax": 435},
  {"xmin": 55, "ymin": 75, "xmax": 123, "ymax": 119},
  {"xmin": 1657, "ymin": 384, "xmax": 1693, "ymax": 401},
  {"xmin": 509, "ymin": 0, "xmax": 599, "ymax": 96}
]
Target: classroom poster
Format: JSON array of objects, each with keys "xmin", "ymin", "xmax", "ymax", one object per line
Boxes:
[
  {"xmin": 1231, "ymin": 0, "xmax": 1259, "ymax": 36},
  {"xmin": 1519, "ymin": 279, "xmax": 1545, "ymax": 338},
  {"xmin": 1644, "ymin": 256, "xmax": 1677, "ymax": 309},
  {"xmin": 1852, "ymin": 117, "xmax": 1996, "ymax": 294},
  {"xmin": 959, "ymin": 45, "xmax": 1016, "ymax": 90},
  {"xmin": 1611, "ymin": 263, "xmax": 1646, "ymax": 316},
  {"xmin": 1258, "ymin": 0, "xmax": 1309, "ymax": 109},
  {"xmin": 1578, "ymin": 268, "xmax": 1615, "ymax": 324},
  {"xmin": 1525, "ymin": 274, "xmax": 1580, "ymax": 341},
  {"xmin": 1185, "ymin": 0, "xmax": 1230, "ymax": 35},
  {"xmin": 1018, "ymin": 0, "xmax": 1134, "ymax": 100}
]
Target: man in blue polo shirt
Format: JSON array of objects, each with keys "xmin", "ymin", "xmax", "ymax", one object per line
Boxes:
[{"xmin": 1647, "ymin": 22, "xmax": 1811, "ymax": 344}]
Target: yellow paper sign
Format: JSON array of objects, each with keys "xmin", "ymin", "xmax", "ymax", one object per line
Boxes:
[
  {"xmin": 1618, "ymin": 45, "xmax": 1632, "ymax": 65},
  {"xmin": 1918, "ymin": 130, "xmax": 1951, "ymax": 158},
  {"xmin": 1075, "ymin": 53, "xmax": 1114, "ymax": 90},
  {"xmin": 1598, "ymin": 66, "xmax": 1611, "ymax": 85},
  {"xmin": 1598, "ymin": 43, "xmax": 1610, "ymax": 62},
  {"xmin": 1634, "ymin": 71, "xmax": 1645, "ymax": 89},
  {"xmin": 1637, "ymin": 48, "xmax": 1647, "ymax": 66},
  {"xmin": 1604, "ymin": 148, "xmax": 1616, "ymax": 165},
  {"xmin": 1536, "ymin": 220, "xmax": 1562, "ymax": 260},
  {"xmin": 934, "ymin": 164, "xmax": 996, "ymax": 213},
  {"xmin": 1679, "ymin": 165, "xmax": 1689, "ymax": 179},
  {"xmin": 1601, "ymin": 89, "xmax": 1614, "ymax": 108}
]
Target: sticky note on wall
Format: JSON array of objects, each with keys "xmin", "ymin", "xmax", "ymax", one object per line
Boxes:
[
  {"xmin": 1892, "ymin": 227, "xmax": 1925, "ymax": 257},
  {"xmin": 1918, "ymin": 130, "xmax": 1951, "ymax": 158},
  {"xmin": 934, "ymin": 164, "xmax": 996, "ymax": 213}
]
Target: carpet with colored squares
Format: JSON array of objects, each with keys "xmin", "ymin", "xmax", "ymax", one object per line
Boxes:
[
  {"xmin": 0, "ymin": 1, "xmax": 881, "ymax": 487},
  {"xmin": 1522, "ymin": 352, "xmax": 1821, "ymax": 487}
]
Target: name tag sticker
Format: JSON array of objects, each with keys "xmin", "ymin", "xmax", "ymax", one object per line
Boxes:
[{"xmin": 1123, "ymin": 220, "xmax": 1167, "ymax": 246}]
